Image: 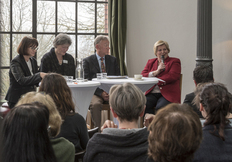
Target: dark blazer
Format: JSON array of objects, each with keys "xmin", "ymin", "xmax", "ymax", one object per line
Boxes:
[
  {"xmin": 83, "ymin": 54, "xmax": 120, "ymax": 97},
  {"xmin": 40, "ymin": 48, "xmax": 75, "ymax": 77},
  {"xmin": 141, "ymin": 56, "xmax": 181, "ymax": 103},
  {"xmin": 5, "ymin": 55, "xmax": 41, "ymax": 104},
  {"xmin": 184, "ymin": 92, "xmax": 203, "ymax": 118}
]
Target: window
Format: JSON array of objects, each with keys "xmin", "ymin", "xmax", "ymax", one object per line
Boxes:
[{"xmin": 0, "ymin": 0, "xmax": 108, "ymax": 102}]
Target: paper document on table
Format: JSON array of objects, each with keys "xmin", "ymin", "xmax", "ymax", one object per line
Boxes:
[
  {"xmin": 106, "ymin": 76, "xmax": 128, "ymax": 79},
  {"xmin": 142, "ymin": 77, "xmax": 165, "ymax": 82}
]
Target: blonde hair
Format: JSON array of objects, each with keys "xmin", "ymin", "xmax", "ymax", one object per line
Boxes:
[
  {"xmin": 109, "ymin": 83, "xmax": 146, "ymax": 122},
  {"xmin": 16, "ymin": 92, "xmax": 62, "ymax": 137},
  {"xmin": 153, "ymin": 40, "xmax": 170, "ymax": 56}
]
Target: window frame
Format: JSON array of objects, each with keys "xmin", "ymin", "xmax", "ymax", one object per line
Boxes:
[
  {"xmin": 0, "ymin": 0, "xmax": 108, "ymax": 69},
  {"xmin": 0, "ymin": 0, "xmax": 108, "ymax": 102}
]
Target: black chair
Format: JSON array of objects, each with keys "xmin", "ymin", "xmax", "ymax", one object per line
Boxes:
[
  {"xmin": 75, "ymin": 150, "xmax": 86, "ymax": 162},
  {"xmin": 74, "ymin": 127, "xmax": 99, "ymax": 162},
  {"xmin": 88, "ymin": 127, "xmax": 99, "ymax": 138}
]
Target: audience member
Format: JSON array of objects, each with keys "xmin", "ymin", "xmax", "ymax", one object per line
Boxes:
[
  {"xmin": 1, "ymin": 102, "xmax": 57, "ymax": 162},
  {"xmin": 147, "ymin": 103, "xmax": 202, "ymax": 162},
  {"xmin": 193, "ymin": 82, "xmax": 232, "ymax": 161},
  {"xmin": 184, "ymin": 65, "xmax": 214, "ymax": 118},
  {"xmin": 5, "ymin": 36, "xmax": 46, "ymax": 108},
  {"xmin": 141, "ymin": 40, "xmax": 181, "ymax": 114},
  {"xmin": 40, "ymin": 33, "xmax": 75, "ymax": 77},
  {"xmin": 39, "ymin": 73, "xmax": 89, "ymax": 153},
  {"xmin": 84, "ymin": 83, "xmax": 148, "ymax": 162},
  {"xmin": 16, "ymin": 92, "xmax": 75, "ymax": 162},
  {"xmin": 83, "ymin": 35, "xmax": 120, "ymax": 130}
]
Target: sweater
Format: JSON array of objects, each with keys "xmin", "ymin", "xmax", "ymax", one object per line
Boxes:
[
  {"xmin": 84, "ymin": 128, "xmax": 149, "ymax": 162},
  {"xmin": 193, "ymin": 124, "xmax": 232, "ymax": 162},
  {"xmin": 51, "ymin": 137, "xmax": 75, "ymax": 162},
  {"xmin": 55, "ymin": 113, "xmax": 89, "ymax": 153}
]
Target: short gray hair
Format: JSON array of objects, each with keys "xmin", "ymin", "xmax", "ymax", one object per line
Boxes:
[
  {"xmin": 53, "ymin": 33, "xmax": 72, "ymax": 47},
  {"xmin": 94, "ymin": 35, "xmax": 109, "ymax": 47},
  {"xmin": 109, "ymin": 83, "xmax": 146, "ymax": 122}
]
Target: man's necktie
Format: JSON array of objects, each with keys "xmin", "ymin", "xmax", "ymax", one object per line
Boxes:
[{"xmin": 101, "ymin": 57, "xmax": 106, "ymax": 73}]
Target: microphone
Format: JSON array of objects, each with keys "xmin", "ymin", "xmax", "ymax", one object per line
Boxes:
[{"xmin": 161, "ymin": 55, "xmax": 165, "ymax": 71}]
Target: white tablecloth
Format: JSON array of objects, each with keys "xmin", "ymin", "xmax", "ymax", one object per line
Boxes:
[
  {"xmin": 92, "ymin": 77, "xmax": 163, "ymax": 125},
  {"xmin": 92, "ymin": 77, "xmax": 162, "ymax": 93},
  {"xmin": 67, "ymin": 81, "xmax": 100, "ymax": 118}
]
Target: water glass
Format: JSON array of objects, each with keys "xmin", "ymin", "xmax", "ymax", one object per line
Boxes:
[
  {"xmin": 67, "ymin": 76, "xmax": 73, "ymax": 83},
  {"xmin": 97, "ymin": 73, "xmax": 102, "ymax": 79},
  {"xmin": 102, "ymin": 73, "xmax": 107, "ymax": 79}
]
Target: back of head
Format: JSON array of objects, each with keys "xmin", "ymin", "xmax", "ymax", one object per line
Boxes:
[
  {"xmin": 193, "ymin": 65, "xmax": 214, "ymax": 84},
  {"xmin": 109, "ymin": 82, "xmax": 146, "ymax": 122},
  {"xmin": 148, "ymin": 103, "xmax": 202, "ymax": 162},
  {"xmin": 1, "ymin": 103, "xmax": 57, "ymax": 162},
  {"xmin": 194, "ymin": 82, "xmax": 231, "ymax": 140},
  {"xmin": 16, "ymin": 92, "xmax": 62, "ymax": 137},
  {"xmin": 39, "ymin": 73, "xmax": 75, "ymax": 119}
]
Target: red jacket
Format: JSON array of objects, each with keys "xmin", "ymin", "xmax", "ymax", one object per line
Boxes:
[{"xmin": 141, "ymin": 56, "xmax": 181, "ymax": 103}]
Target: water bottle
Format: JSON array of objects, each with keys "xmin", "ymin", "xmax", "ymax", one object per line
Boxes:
[{"xmin": 76, "ymin": 58, "xmax": 84, "ymax": 81}]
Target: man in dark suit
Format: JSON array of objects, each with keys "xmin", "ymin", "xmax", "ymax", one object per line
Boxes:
[
  {"xmin": 83, "ymin": 35, "xmax": 120, "ymax": 129},
  {"xmin": 183, "ymin": 65, "xmax": 214, "ymax": 118}
]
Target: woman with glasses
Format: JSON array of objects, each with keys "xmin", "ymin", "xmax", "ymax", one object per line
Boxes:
[
  {"xmin": 141, "ymin": 40, "xmax": 181, "ymax": 114},
  {"xmin": 5, "ymin": 36, "xmax": 47, "ymax": 109}
]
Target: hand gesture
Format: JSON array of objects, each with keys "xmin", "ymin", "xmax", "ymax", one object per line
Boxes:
[
  {"xmin": 143, "ymin": 113, "xmax": 156, "ymax": 127},
  {"xmin": 101, "ymin": 120, "xmax": 118, "ymax": 132},
  {"xmin": 101, "ymin": 91, "xmax": 109, "ymax": 101}
]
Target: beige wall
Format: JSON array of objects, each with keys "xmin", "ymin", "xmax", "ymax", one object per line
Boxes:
[{"xmin": 126, "ymin": 0, "xmax": 232, "ymax": 102}]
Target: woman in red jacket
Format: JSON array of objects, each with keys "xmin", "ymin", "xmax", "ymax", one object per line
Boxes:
[{"xmin": 141, "ymin": 40, "xmax": 181, "ymax": 114}]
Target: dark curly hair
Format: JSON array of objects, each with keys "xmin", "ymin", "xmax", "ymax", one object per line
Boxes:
[{"xmin": 194, "ymin": 82, "xmax": 231, "ymax": 141}]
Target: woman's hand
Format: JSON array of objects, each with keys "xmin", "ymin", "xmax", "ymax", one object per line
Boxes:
[
  {"xmin": 157, "ymin": 62, "xmax": 165, "ymax": 72},
  {"xmin": 101, "ymin": 91, "xmax": 109, "ymax": 101},
  {"xmin": 101, "ymin": 120, "xmax": 118, "ymax": 132},
  {"xmin": 143, "ymin": 113, "xmax": 156, "ymax": 127},
  {"xmin": 152, "ymin": 62, "xmax": 165, "ymax": 76}
]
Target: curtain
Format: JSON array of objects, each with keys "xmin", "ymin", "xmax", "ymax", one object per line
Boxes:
[{"xmin": 108, "ymin": 0, "xmax": 127, "ymax": 75}]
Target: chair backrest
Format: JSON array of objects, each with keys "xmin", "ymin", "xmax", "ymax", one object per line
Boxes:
[
  {"xmin": 74, "ymin": 150, "xmax": 86, "ymax": 162},
  {"xmin": 180, "ymin": 74, "xmax": 183, "ymax": 97},
  {"xmin": 88, "ymin": 127, "xmax": 99, "ymax": 138}
]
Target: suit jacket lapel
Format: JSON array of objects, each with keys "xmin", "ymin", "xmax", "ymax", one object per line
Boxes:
[
  {"xmin": 151, "ymin": 59, "xmax": 158, "ymax": 71},
  {"xmin": 91, "ymin": 54, "xmax": 100, "ymax": 72},
  {"xmin": 20, "ymin": 55, "xmax": 31, "ymax": 76},
  {"xmin": 30, "ymin": 57, "xmax": 37, "ymax": 74},
  {"xmin": 105, "ymin": 55, "xmax": 110, "ymax": 74}
]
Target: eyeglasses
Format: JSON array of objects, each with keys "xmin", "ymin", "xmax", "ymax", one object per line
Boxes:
[{"xmin": 30, "ymin": 46, "xmax": 39, "ymax": 51}]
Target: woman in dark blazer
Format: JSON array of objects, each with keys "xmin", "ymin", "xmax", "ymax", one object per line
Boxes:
[
  {"xmin": 5, "ymin": 36, "xmax": 46, "ymax": 108},
  {"xmin": 40, "ymin": 33, "xmax": 75, "ymax": 77},
  {"xmin": 141, "ymin": 40, "xmax": 181, "ymax": 114}
]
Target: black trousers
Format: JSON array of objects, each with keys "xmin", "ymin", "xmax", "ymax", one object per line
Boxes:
[{"xmin": 145, "ymin": 93, "xmax": 171, "ymax": 115}]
